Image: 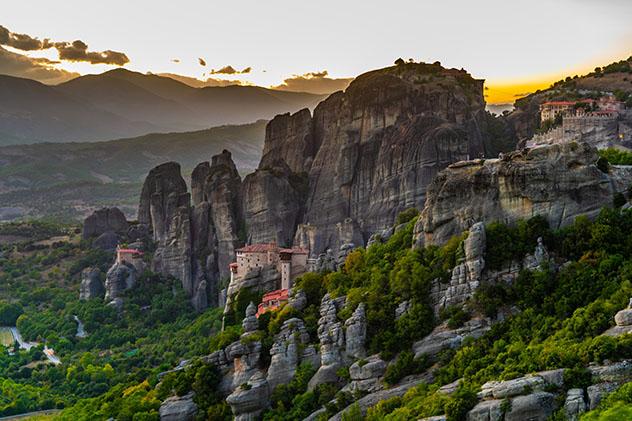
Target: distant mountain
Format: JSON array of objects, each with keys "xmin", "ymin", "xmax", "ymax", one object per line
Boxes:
[
  {"xmin": 0, "ymin": 69, "xmax": 325, "ymax": 145},
  {"xmin": 0, "ymin": 120, "xmax": 266, "ymax": 221}
]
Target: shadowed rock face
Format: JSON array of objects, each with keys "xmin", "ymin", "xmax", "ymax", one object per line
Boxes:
[
  {"xmin": 243, "ymin": 62, "xmax": 490, "ymax": 255},
  {"xmin": 139, "ymin": 152, "xmax": 243, "ymax": 311},
  {"xmin": 414, "ymin": 142, "xmax": 632, "ymax": 247},
  {"xmin": 82, "ymin": 207, "xmax": 128, "ymax": 240}
]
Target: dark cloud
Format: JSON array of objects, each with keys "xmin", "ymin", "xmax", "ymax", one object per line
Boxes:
[
  {"xmin": 0, "ymin": 46, "xmax": 78, "ymax": 84},
  {"xmin": 0, "ymin": 25, "xmax": 129, "ymax": 66},
  {"xmin": 198, "ymin": 57, "xmax": 206, "ymax": 66},
  {"xmin": 273, "ymin": 70, "xmax": 353, "ymax": 95},
  {"xmin": 54, "ymin": 40, "xmax": 129, "ymax": 65},
  {"xmin": 172, "ymin": 58, "xmax": 180, "ymax": 63},
  {"xmin": 0, "ymin": 25, "xmax": 51, "ymax": 51},
  {"xmin": 209, "ymin": 65, "xmax": 252, "ymax": 75}
]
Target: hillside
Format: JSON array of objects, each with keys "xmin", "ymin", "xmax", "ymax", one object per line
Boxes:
[
  {"xmin": 507, "ymin": 56, "xmax": 632, "ymax": 141},
  {"xmin": 0, "ymin": 121, "xmax": 266, "ymax": 221},
  {"xmin": 0, "ymin": 69, "xmax": 324, "ymax": 145}
]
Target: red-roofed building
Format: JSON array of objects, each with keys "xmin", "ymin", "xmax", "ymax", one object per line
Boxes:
[
  {"xmin": 230, "ymin": 243, "xmax": 308, "ymax": 289},
  {"xmin": 539, "ymin": 99, "xmax": 595, "ymax": 122},
  {"xmin": 116, "ymin": 246, "xmax": 143, "ymax": 265},
  {"xmin": 256, "ymin": 289, "xmax": 289, "ymax": 318}
]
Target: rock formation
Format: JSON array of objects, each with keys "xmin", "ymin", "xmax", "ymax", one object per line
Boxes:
[
  {"xmin": 266, "ymin": 317, "xmax": 311, "ymax": 390},
  {"xmin": 344, "ymin": 355, "xmax": 387, "ymax": 394},
  {"xmin": 104, "ymin": 262, "xmax": 137, "ymax": 302},
  {"xmin": 82, "ymin": 207, "xmax": 128, "ymax": 240},
  {"xmin": 139, "ymin": 162, "xmax": 193, "ymax": 293},
  {"xmin": 241, "ymin": 62, "xmax": 492, "ymax": 256},
  {"xmin": 79, "ymin": 267, "xmax": 104, "ymax": 300},
  {"xmin": 308, "ymin": 294, "xmax": 346, "ymax": 390},
  {"xmin": 344, "ymin": 303, "xmax": 367, "ymax": 359},
  {"xmin": 138, "ymin": 151, "xmax": 245, "ymax": 311},
  {"xmin": 414, "ymin": 318, "xmax": 491, "ymax": 359},
  {"xmin": 415, "ymin": 142, "xmax": 632, "ymax": 247},
  {"xmin": 159, "ymin": 393, "xmax": 197, "ymax": 421},
  {"xmin": 431, "ymin": 222, "xmax": 485, "ymax": 313},
  {"xmin": 604, "ymin": 298, "xmax": 632, "ymax": 336}
]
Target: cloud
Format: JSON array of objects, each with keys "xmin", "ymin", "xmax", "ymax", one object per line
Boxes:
[
  {"xmin": 272, "ymin": 70, "xmax": 353, "ymax": 95},
  {"xmin": 0, "ymin": 46, "xmax": 78, "ymax": 84},
  {"xmin": 198, "ymin": 57, "xmax": 206, "ymax": 66},
  {"xmin": 53, "ymin": 40, "xmax": 129, "ymax": 65},
  {"xmin": 209, "ymin": 65, "xmax": 252, "ymax": 75},
  {"xmin": 0, "ymin": 25, "xmax": 129, "ymax": 66},
  {"xmin": 158, "ymin": 72, "xmax": 248, "ymax": 88}
]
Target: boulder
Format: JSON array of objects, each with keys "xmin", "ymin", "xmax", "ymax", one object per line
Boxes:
[
  {"xmin": 82, "ymin": 207, "xmax": 128, "ymax": 240},
  {"xmin": 344, "ymin": 355, "xmax": 387, "ymax": 394},
  {"xmin": 414, "ymin": 318, "xmax": 491, "ymax": 359},
  {"xmin": 226, "ymin": 371, "xmax": 270, "ymax": 421},
  {"xmin": 467, "ymin": 399, "xmax": 503, "ymax": 421},
  {"xmin": 614, "ymin": 309, "xmax": 632, "ymax": 326},
  {"xmin": 504, "ymin": 392, "xmax": 556, "ymax": 421},
  {"xmin": 79, "ymin": 267, "xmax": 104, "ymax": 300},
  {"xmin": 587, "ymin": 382, "xmax": 618, "ymax": 410},
  {"xmin": 565, "ymin": 388, "xmax": 587, "ymax": 421},
  {"xmin": 159, "ymin": 393, "xmax": 197, "ymax": 421}
]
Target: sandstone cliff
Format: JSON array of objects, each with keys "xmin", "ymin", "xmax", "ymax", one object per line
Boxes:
[
  {"xmin": 243, "ymin": 62, "xmax": 495, "ymax": 255},
  {"xmin": 138, "ymin": 152, "xmax": 244, "ymax": 311},
  {"xmin": 414, "ymin": 142, "xmax": 632, "ymax": 247}
]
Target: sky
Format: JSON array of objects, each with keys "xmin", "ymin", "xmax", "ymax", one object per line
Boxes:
[{"xmin": 2, "ymin": 0, "xmax": 632, "ymax": 103}]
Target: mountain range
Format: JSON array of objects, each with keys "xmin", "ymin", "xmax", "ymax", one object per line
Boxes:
[
  {"xmin": 0, "ymin": 69, "xmax": 324, "ymax": 145},
  {"xmin": 0, "ymin": 121, "xmax": 266, "ymax": 221}
]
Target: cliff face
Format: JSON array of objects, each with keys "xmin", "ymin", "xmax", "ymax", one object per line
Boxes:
[
  {"xmin": 244, "ymin": 62, "xmax": 491, "ymax": 254},
  {"xmin": 139, "ymin": 151, "xmax": 243, "ymax": 310},
  {"xmin": 414, "ymin": 142, "xmax": 632, "ymax": 247}
]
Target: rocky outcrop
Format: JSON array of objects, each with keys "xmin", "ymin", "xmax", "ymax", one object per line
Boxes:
[
  {"xmin": 344, "ymin": 355, "xmax": 387, "ymax": 394},
  {"xmin": 344, "ymin": 303, "xmax": 367, "ymax": 359},
  {"xmin": 431, "ymin": 222, "xmax": 485, "ymax": 314},
  {"xmin": 79, "ymin": 267, "xmax": 104, "ymax": 300},
  {"xmin": 138, "ymin": 152, "xmax": 245, "ymax": 311},
  {"xmin": 242, "ymin": 161, "xmax": 305, "ymax": 246},
  {"xmin": 159, "ymin": 393, "xmax": 197, "ymax": 421},
  {"xmin": 242, "ymin": 63, "xmax": 490, "ymax": 256},
  {"xmin": 415, "ymin": 142, "xmax": 632, "ymax": 247},
  {"xmin": 477, "ymin": 369, "xmax": 564, "ymax": 400},
  {"xmin": 565, "ymin": 388, "xmax": 587, "ymax": 421},
  {"xmin": 223, "ymin": 265, "xmax": 280, "ymax": 314},
  {"xmin": 139, "ymin": 162, "xmax": 194, "ymax": 294},
  {"xmin": 259, "ymin": 108, "xmax": 315, "ymax": 174},
  {"xmin": 226, "ymin": 371, "xmax": 270, "ymax": 421},
  {"xmin": 414, "ymin": 318, "xmax": 491, "ymax": 359},
  {"xmin": 266, "ymin": 317, "xmax": 311, "ymax": 390},
  {"xmin": 82, "ymin": 207, "xmax": 128, "ymax": 240},
  {"xmin": 104, "ymin": 262, "xmax": 136, "ymax": 302},
  {"xmin": 604, "ymin": 298, "xmax": 632, "ymax": 336},
  {"xmin": 308, "ymin": 294, "xmax": 346, "ymax": 390},
  {"xmin": 504, "ymin": 392, "xmax": 556, "ymax": 421}
]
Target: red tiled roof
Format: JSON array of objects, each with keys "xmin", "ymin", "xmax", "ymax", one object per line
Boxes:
[
  {"xmin": 280, "ymin": 247, "xmax": 309, "ymax": 255},
  {"xmin": 229, "ymin": 262, "xmax": 238, "ymax": 268},
  {"xmin": 541, "ymin": 99, "xmax": 594, "ymax": 107},
  {"xmin": 236, "ymin": 243, "xmax": 277, "ymax": 253},
  {"xmin": 117, "ymin": 248, "xmax": 143, "ymax": 255},
  {"xmin": 262, "ymin": 289, "xmax": 289, "ymax": 302}
]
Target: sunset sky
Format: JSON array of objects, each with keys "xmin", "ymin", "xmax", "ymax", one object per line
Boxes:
[{"xmin": 2, "ymin": 0, "xmax": 632, "ymax": 103}]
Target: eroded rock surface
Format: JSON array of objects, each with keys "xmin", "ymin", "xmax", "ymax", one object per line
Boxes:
[
  {"xmin": 415, "ymin": 142, "xmax": 632, "ymax": 247},
  {"xmin": 82, "ymin": 207, "xmax": 128, "ymax": 240},
  {"xmin": 79, "ymin": 267, "xmax": 104, "ymax": 300},
  {"xmin": 104, "ymin": 262, "xmax": 136, "ymax": 302},
  {"xmin": 159, "ymin": 393, "xmax": 197, "ymax": 421}
]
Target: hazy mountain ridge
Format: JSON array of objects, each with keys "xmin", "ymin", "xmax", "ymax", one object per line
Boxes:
[
  {"xmin": 0, "ymin": 69, "xmax": 325, "ymax": 145},
  {"xmin": 0, "ymin": 121, "xmax": 267, "ymax": 221}
]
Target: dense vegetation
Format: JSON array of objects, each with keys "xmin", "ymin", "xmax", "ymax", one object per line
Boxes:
[{"xmin": 2, "ymin": 205, "xmax": 632, "ymax": 419}]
